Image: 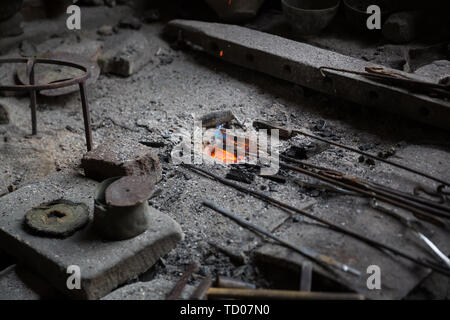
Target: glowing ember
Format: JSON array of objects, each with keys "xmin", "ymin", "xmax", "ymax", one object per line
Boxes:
[{"xmin": 210, "ymin": 146, "xmax": 240, "ymax": 163}]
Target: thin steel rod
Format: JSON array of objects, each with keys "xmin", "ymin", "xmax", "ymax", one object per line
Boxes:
[
  {"xmin": 190, "ymin": 276, "xmax": 213, "ymax": 300},
  {"xmin": 203, "ymin": 200, "xmax": 361, "ymax": 276},
  {"xmin": 184, "ymin": 164, "xmax": 450, "ymax": 276},
  {"xmin": 166, "ymin": 262, "xmax": 199, "ymax": 300}
]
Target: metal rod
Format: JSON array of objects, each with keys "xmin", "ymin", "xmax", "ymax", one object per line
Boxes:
[
  {"xmin": 166, "ymin": 262, "xmax": 199, "ymax": 300},
  {"xmin": 190, "ymin": 276, "xmax": 213, "ymax": 300},
  {"xmin": 206, "ymin": 287, "xmax": 365, "ymax": 300},
  {"xmin": 203, "ymin": 200, "xmax": 361, "ymax": 276},
  {"xmin": 79, "ymin": 82, "xmax": 93, "ymax": 151},
  {"xmin": 184, "ymin": 164, "xmax": 450, "ymax": 276}
]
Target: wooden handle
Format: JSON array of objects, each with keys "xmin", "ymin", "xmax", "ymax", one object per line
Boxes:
[{"xmin": 207, "ymin": 288, "xmax": 365, "ymax": 300}]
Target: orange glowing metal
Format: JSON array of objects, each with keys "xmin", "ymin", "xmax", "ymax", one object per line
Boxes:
[{"xmin": 219, "ymin": 50, "xmax": 223, "ymax": 57}]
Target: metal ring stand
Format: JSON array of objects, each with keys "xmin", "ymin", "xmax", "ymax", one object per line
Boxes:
[{"xmin": 0, "ymin": 57, "xmax": 93, "ymax": 151}]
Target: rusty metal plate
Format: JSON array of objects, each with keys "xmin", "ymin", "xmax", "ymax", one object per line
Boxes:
[
  {"xmin": 17, "ymin": 51, "xmax": 100, "ymax": 96},
  {"xmin": 105, "ymin": 176, "xmax": 155, "ymax": 207},
  {"xmin": 24, "ymin": 199, "xmax": 89, "ymax": 238}
]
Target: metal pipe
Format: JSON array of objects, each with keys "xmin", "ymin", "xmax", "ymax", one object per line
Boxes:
[{"xmin": 190, "ymin": 276, "xmax": 213, "ymax": 300}]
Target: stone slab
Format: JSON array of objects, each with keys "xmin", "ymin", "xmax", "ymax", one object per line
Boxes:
[{"xmin": 0, "ymin": 171, "xmax": 183, "ymax": 300}]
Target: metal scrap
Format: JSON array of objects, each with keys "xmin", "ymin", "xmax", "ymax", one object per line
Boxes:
[{"xmin": 166, "ymin": 262, "xmax": 199, "ymax": 300}]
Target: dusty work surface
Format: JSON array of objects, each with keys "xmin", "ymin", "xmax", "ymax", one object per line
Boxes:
[
  {"xmin": 1, "ymin": 5, "xmax": 450, "ymax": 299},
  {"xmin": 0, "ymin": 171, "xmax": 183, "ymax": 300}
]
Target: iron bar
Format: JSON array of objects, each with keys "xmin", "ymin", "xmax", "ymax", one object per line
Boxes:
[
  {"xmin": 166, "ymin": 262, "xmax": 199, "ymax": 300},
  {"xmin": 190, "ymin": 276, "xmax": 214, "ymax": 300}
]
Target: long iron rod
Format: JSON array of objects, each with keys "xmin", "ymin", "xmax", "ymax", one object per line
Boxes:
[{"xmin": 184, "ymin": 164, "xmax": 450, "ymax": 276}]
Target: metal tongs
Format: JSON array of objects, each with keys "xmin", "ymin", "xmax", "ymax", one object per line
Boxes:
[
  {"xmin": 370, "ymin": 199, "xmax": 450, "ymax": 269},
  {"xmin": 320, "ymin": 66, "xmax": 450, "ymax": 99}
]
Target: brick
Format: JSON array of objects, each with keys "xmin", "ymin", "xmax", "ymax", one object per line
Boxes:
[
  {"xmin": 98, "ymin": 31, "xmax": 152, "ymax": 76},
  {"xmin": 82, "ymin": 139, "xmax": 162, "ymax": 183}
]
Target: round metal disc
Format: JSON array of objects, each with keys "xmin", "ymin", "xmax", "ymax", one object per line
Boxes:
[
  {"xmin": 24, "ymin": 200, "xmax": 89, "ymax": 238},
  {"xmin": 105, "ymin": 176, "xmax": 155, "ymax": 207},
  {"xmin": 17, "ymin": 51, "xmax": 100, "ymax": 96}
]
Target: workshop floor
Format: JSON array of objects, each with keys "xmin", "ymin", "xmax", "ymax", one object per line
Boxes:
[{"xmin": 1, "ymin": 5, "xmax": 449, "ymax": 299}]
